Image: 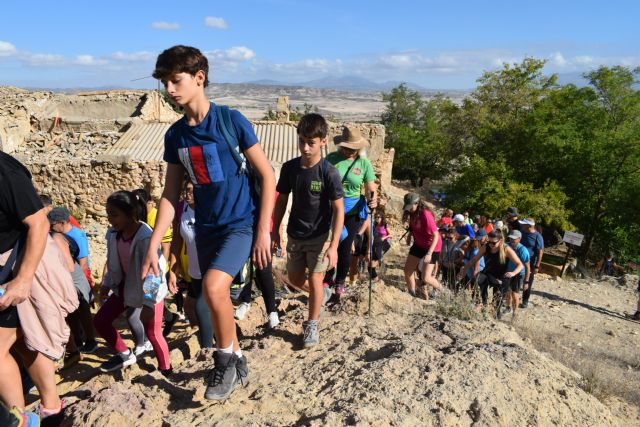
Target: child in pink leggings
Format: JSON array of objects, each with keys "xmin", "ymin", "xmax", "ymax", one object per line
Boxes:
[{"xmin": 94, "ymin": 190, "xmax": 172, "ymax": 375}]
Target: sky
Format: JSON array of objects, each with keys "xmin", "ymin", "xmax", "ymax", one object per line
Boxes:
[{"xmin": 1, "ymin": 0, "xmax": 638, "ymax": 89}]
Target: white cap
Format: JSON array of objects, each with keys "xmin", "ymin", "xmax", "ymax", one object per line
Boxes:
[{"xmin": 453, "ymin": 214, "xmax": 465, "ymax": 222}]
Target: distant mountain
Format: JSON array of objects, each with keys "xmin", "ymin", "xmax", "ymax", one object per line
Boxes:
[{"xmin": 243, "ymin": 75, "xmax": 430, "ymax": 93}]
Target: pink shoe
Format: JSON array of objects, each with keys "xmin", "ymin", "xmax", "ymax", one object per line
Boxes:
[{"xmin": 335, "ymin": 283, "xmax": 345, "ymax": 296}]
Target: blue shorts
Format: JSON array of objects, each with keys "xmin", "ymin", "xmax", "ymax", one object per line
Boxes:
[{"xmin": 196, "ymin": 226, "xmax": 253, "ymax": 278}]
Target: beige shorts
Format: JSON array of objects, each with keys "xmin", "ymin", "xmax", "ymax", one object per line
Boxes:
[{"xmin": 286, "ymin": 232, "xmax": 331, "ymax": 274}]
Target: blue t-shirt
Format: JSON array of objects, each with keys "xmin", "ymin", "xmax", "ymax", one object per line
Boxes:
[
  {"xmin": 508, "ymin": 243, "xmax": 530, "ymax": 277},
  {"xmin": 163, "ymin": 102, "xmax": 258, "ymax": 237},
  {"xmin": 65, "ymin": 225, "xmax": 90, "ymax": 267},
  {"xmin": 456, "ymin": 224, "xmax": 476, "ymax": 238},
  {"xmin": 464, "ymin": 247, "xmax": 485, "ymax": 280},
  {"xmin": 521, "ymin": 231, "xmax": 544, "ymax": 265}
]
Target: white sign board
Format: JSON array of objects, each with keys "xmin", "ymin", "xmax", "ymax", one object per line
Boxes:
[{"xmin": 563, "ymin": 231, "xmax": 584, "ymax": 246}]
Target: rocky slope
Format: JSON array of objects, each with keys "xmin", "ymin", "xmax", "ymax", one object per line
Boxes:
[{"xmin": 57, "ymin": 273, "xmax": 638, "ymax": 426}]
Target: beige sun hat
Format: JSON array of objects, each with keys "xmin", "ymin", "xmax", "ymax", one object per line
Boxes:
[{"xmin": 334, "ymin": 125, "xmax": 370, "ymax": 150}]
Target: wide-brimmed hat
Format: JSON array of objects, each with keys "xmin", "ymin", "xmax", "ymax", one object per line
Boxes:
[
  {"xmin": 403, "ymin": 192, "xmax": 420, "ymax": 211},
  {"xmin": 334, "ymin": 125, "xmax": 370, "ymax": 150}
]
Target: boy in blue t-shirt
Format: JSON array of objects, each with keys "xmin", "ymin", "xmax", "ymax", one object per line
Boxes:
[
  {"xmin": 272, "ymin": 114, "xmax": 344, "ymax": 348},
  {"xmin": 141, "ymin": 45, "xmax": 275, "ymax": 401},
  {"xmin": 506, "ymin": 230, "xmax": 530, "ymax": 319}
]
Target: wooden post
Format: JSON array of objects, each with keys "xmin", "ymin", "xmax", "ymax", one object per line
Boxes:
[{"xmin": 560, "ymin": 245, "xmax": 572, "ymax": 277}]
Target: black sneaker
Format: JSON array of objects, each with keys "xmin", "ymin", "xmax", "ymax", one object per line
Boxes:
[
  {"xmin": 163, "ymin": 313, "xmax": 177, "ymax": 337},
  {"xmin": 632, "ymin": 311, "xmax": 640, "ymax": 321},
  {"xmin": 204, "ymin": 352, "xmax": 240, "ymax": 400},
  {"xmin": 99, "ymin": 351, "xmax": 137, "ymax": 373},
  {"xmin": 79, "ymin": 339, "xmax": 98, "ymax": 354}
]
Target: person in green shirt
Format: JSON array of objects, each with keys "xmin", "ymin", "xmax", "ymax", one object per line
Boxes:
[{"xmin": 324, "ymin": 125, "xmax": 377, "ymax": 298}]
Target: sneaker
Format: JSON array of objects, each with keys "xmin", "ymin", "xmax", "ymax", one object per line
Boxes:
[
  {"xmin": 99, "ymin": 351, "xmax": 137, "ymax": 373},
  {"xmin": 204, "ymin": 352, "xmax": 240, "ymax": 400},
  {"xmin": 163, "ymin": 313, "xmax": 177, "ymax": 337},
  {"xmin": 632, "ymin": 311, "xmax": 640, "ymax": 321},
  {"xmin": 9, "ymin": 407, "xmax": 39, "ymax": 427},
  {"xmin": 134, "ymin": 340, "xmax": 153, "ymax": 357},
  {"xmin": 408, "ymin": 289, "xmax": 417, "ymax": 298},
  {"xmin": 177, "ymin": 312, "xmax": 186, "ymax": 321},
  {"xmin": 302, "ymin": 320, "xmax": 320, "ymax": 348},
  {"xmin": 79, "ymin": 339, "xmax": 98, "ymax": 354},
  {"xmin": 62, "ymin": 351, "xmax": 81, "ymax": 370},
  {"xmin": 520, "ymin": 302, "xmax": 529, "ymax": 309},
  {"xmin": 159, "ymin": 367, "xmax": 173, "ymax": 378},
  {"xmin": 504, "ymin": 307, "xmax": 513, "ymax": 315},
  {"xmin": 236, "ymin": 355, "xmax": 250, "ymax": 386},
  {"xmin": 36, "ymin": 398, "xmax": 66, "ymax": 423},
  {"xmin": 267, "ymin": 312, "xmax": 280, "ymax": 329},
  {"xmin": 335, "ymin": 283, "xmax": 345, "ymax": 296},
  {"xmin": 234, "ymin": 302, "xmax": 251, "ymax": 321}
]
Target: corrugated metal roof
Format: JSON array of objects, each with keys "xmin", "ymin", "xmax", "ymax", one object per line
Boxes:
[
  {"xmin": 101, "ymin": 121, "xmax": 326, "ymax": 164},
  {"xmin": 100, "ymin": 122, "xmax": 170, "ymax": 162}
]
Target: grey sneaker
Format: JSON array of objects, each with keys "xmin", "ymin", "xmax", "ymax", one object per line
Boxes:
[
  {"xmin": 322, "ymin": 286, "xmax": 332, "ymax": 306},
  {"xmin": 303, "ymin": 320, "xmax": 320, "ymax": 348},
  {"xmin": 204, "ymin": 352, "xmax": 240, "ymax": 400},
  {"xmin": 236, "ymin": 355, "xmax": 249, "ymax": 386},
  {"xmin": 133, "ymin": 340, "xmax": 153, "ymax": 356},
  {"xmin": 99, "ymin": 350, "xmax": 137, "ymax": 373}
]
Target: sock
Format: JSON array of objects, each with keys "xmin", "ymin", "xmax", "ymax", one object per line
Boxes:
[
  {"xmin": 234, "ymin": 349, "xmax": 243, "ymax": 358},
  {"xmin": 217, "ymin": 343, "xmax": 233, "ymax": 354},
  {"xmin": 119, "ymin": 349, "xmax": 131, "ymax": 357}
]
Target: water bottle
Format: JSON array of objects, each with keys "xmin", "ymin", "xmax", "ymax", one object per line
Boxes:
[{"xmin": 142, "ymin": 274, "xmax": 161, "ymax": 302}]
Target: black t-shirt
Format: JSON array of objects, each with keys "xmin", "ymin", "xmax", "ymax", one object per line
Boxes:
[
  {"xmin": 276, "ymin": 157, "xmax": 343, "ymax": 239},
  {"xmin": 0, "ymin": 152, "xmax": 43, "ymax": 254}
]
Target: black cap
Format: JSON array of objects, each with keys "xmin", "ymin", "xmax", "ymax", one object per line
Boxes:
[
  {"xmin": 506, "ymin": 206, "xmax": 518, "ymax": 216},
  {"xmin": 47, "ymin": 207, "xmax": 71, "ymax": 224}
]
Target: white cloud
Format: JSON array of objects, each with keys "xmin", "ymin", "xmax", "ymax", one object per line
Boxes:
[
  {"xmin": 18, "ymin": 52, "xmax": 66, "ymax": 67},
  {"xmin": 205, "ymin": 16, "xmax": 228, "ymax": 29},
  {"xmin": 152, "ymin": 21, "xmax": 180, "ymax": 30},
  {"xmin": 550, "ymin": 52, "xmax": 568, "ymax": 67},
  {"xmin": 111, "ymin": 51, "xmax": 155, "ymax": 62},
  {"xmin": 0, "ymin": 41, "xmax": 17, "ymax": 57},
  {"xmin": 206, "ymin": 46, "xmax": 255, "ymax": 69},
  {"xmin": 574, "ymin": 56, "xmax": 594, "ymax": 65},
  {"xmin": 74, "ymin": 55, "xmax": 108, "ymax": 66}
]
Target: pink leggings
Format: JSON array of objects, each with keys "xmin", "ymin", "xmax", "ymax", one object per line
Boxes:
[{"xmin": 94, "ymin": 293, "xmax": 170, "ymax": 370}]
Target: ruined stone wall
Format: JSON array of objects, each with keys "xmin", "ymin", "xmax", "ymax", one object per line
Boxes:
[
  {"xmin": 327, "ymin": 122, "xmax": 386, "ymax": 163},
  {"xmin": 25, "ymin": 159, "xmax": 166, "ymax": 222}
]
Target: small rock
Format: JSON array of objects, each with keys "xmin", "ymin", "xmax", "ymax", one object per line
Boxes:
[{"xmin": 606, "ymin": 330, "xmax": 616, "ymax": 337}]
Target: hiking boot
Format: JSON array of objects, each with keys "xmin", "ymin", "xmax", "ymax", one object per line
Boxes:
[
  {"xmin": 99, "ymin": 350, "xmax": 137, "ymax": 373},
  {"xmin": 79, "ymin": 339, "xmax": 98, "ymax": 354},
  {"xmin": 234, "ymin": 302, "xmax": 251, "ymax": 321},
  {"xmin": 302, "ymin": 320, "xmax": 320, "ymax": 348},
  {"xmin": 134, "ymin": 340, "xmax": 153, "ymax": 357},
  {"xmin": 9, "ymin": 407, "xmax": 39, "ymax": 427},
  {"xmin": 204, "ymin": 352, "xmax": 240, "ymax": 400},
  {"xmin": 236, "ymin": 355, "xmax": 249, "ymax": 386},
  {"xmin": 267, "ymin": 312, "xmax": 280, "ymax": 329}
]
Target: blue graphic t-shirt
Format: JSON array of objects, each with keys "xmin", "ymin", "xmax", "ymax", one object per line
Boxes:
[
  {"xmin": 508, "ymin": 243, "xmax": 530, "ymax": 277},
  {"xmin": 65, "ymin": 225, "xmax": 90, "ymax": 267},
  {"xmin": 163, "ymin": 102, "xmax": 258, "ymax": 237}
]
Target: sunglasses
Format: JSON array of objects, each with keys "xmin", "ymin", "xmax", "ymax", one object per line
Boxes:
[{"xmin": 487, "ymin": 240, "xmax": 499, "ymax": 246}]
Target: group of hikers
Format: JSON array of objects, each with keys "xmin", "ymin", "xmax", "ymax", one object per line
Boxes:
[
  {"xmin": 1, "ymin": 44, "xmax": 639, "ymax": 427},
  {"xmin": 401, "ymin": 200, "xmax": 545, "ymax": 318}
]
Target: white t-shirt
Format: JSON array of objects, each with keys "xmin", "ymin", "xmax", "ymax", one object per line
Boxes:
[{"xmin": 179, "ymin": 205, "xmax": 201, "ymax": 279}]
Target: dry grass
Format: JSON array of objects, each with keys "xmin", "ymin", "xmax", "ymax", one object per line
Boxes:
[{"xmin": 516, "ymin": 318, "xmax": 640, "ymax": 406}]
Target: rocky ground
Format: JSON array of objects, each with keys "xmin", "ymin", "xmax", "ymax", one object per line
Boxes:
[{"xmin": 31, "ymin": 228, "xmax": 639, "ymax": 426}]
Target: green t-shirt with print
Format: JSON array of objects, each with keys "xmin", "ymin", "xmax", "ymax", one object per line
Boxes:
[{"xmin": 326, "ymin": 152, "xmax": 375, "ymax": 199}]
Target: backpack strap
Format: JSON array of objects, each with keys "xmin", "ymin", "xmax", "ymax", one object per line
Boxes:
[
  {"xmin": 0, "ymin": 237, "xmax": 23, "ymax": 285},
  {"xmin": 341, "ymin": 155, "xmax": 359, "ymax": 185},
  {"xmin": 215, "ymin": 105, "xmax": 246, "ymax": 174}
]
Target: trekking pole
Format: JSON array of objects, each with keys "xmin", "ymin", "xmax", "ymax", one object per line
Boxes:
[{"xmin": 368, "ymin": 192, "xmax": 375, "ymax": 316}]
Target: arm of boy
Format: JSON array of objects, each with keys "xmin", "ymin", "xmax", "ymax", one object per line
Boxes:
[
  {"xmin": 324, "ymin": 198, "xmax": 344, "ymax": 270},
  {"xmin": 244, "ymin": 144, "xmax": 276, "ymax": 270},
  {"xmin": 504, "ymin": 246, "xmax": 523, "ymax": 278},
  {"xmin": 271, "ymin": 193, "xmax": 288, "ymax": 254},
  {"xmin": 141, "ymin": 163, "xmax": 183, "ymax": 279},
  {"xmin": 167, "ymin": 227, "xmax": 183, "ymax": 295}
]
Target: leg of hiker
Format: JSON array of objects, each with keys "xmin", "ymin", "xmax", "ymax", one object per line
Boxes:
[
  {"xmin": 94, "ymin": 293, "xmax": 129, "ymax": 353},
  {"xmin": 77, "ymin": 298, "xmax": 96, "ymax": 344},
  {"xmin": 192, "ymin": 279, "xmax": 214, "ymax": 348},
  {"xmin": 13, "ymin": 338, "xmax": 60, "ymax": 411},
  {"xmin": 126, "ymin": 307, "xmax": 147, "ymax": 349},
  {"xmin": 404, "ymin": 254, "xmax": 421, "ymax": 296},
  {"xmin": 255, "ymin": 262, "xmax": 278, "ymax": 328},
  {"xmin": 332, "ymin": 215, "xmax": 362, "ymax": 296},
  {"xmin": 0, "ymin": 326, "xmax": 23, "ymax": 408},
  {"xmin": 522, "ymin": 271, "xmax": 534, "ymax": 307},
  {"xmin": 141, "ymin": 303, "xmax": 171, "ymax": 372}
]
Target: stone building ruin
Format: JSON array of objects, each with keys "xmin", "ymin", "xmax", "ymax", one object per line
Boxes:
[{"xmin": 0, "ymin": 87, "xmax": 394, "ymax": 221}]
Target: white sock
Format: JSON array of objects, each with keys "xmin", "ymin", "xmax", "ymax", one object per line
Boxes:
[
  {"xmin": 234, "ymin": 349, "xmax": 243, "ymax": 358},
  {"xmin": 120, "ymin": 349, "xmax": 131, "ymax": 357},
  {"xmin": 217, "ymin": 343, "xmax": 233, "ymax": 354}
]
